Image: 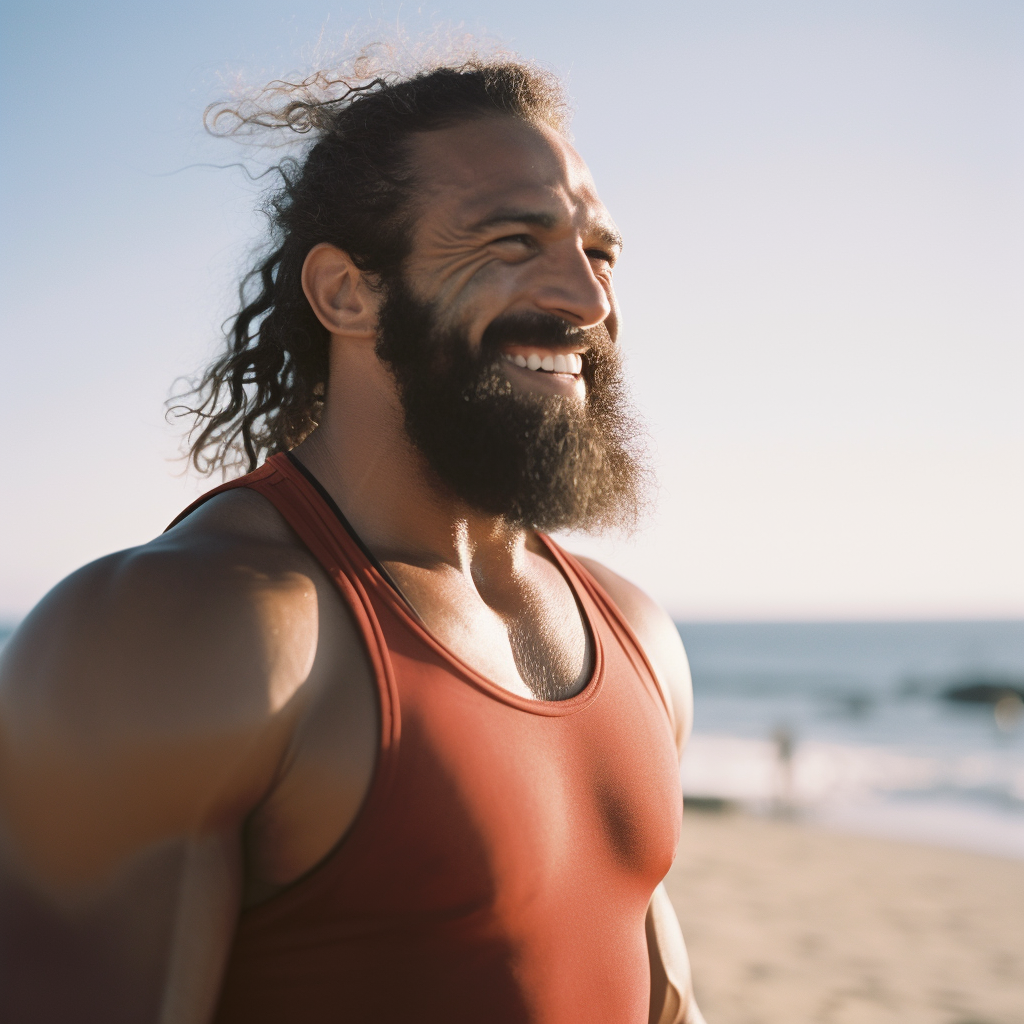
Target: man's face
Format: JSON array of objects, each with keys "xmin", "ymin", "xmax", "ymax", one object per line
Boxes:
[
  {"xmin": 374, "ymin": 116, "xmax": 647, "ymax": 533},
  {"xmin": 402, "ymin": 116, "xmax": 623, "ymax": 398}
]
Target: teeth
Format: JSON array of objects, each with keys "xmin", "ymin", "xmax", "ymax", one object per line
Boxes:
[{"xmin": 503, "ymin": 351, "xmax": 585, "ymax": 374}]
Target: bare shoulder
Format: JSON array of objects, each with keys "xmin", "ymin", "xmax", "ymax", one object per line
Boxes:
[
  {"xmin": 573, "ymin": 555, "xmax": 693, "ymax": 755},
  {"xmin": 0, "ymin": 488, "xmax": 329, "ymax": 888}
]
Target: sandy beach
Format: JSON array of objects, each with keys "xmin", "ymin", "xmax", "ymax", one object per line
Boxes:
[{"xmin": 666, "ymin": 808, "xmax": 1024, "ymax": 1024}]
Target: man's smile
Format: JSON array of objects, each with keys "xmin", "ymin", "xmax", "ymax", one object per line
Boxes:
[
  {"xmin": 497, "ymin": 345, "xmax": 586, "ymax": 399},
  {"xmin": 500, "ymin": 349, "xmax": 584, "ymax": 375}
]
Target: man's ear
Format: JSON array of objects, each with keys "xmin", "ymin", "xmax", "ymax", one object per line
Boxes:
[{"xmin": 301, "ymin": 242, "xmax": 381, "ymax": 339}]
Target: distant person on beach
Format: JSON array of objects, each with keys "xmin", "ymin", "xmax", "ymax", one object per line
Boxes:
[{"xmin": 0, "ymin": 58, "xmax": 704, "ymax": 1024}]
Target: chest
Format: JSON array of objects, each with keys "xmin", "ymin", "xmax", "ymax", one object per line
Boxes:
[
  {"xmin": 242, "ymin": 554, "xmax": 680, "ymax": 912},
  {"xmin": 383, "ymin": 553, "xmax": 593, "ymax": 702},
  {"xmin": 221, "ymin": 584, "xmax": 683, "ymax": 1024},
  {"xmin": 349, "ymin": 619, "xmax": 683, "ymax": 919}
]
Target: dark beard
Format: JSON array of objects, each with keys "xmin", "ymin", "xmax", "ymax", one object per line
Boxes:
[{"xmin": 373, "ymin": 276, "xmax": 649, "ymax": 534}]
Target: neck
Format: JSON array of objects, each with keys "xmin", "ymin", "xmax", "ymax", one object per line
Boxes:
[{"xmin": 290, "ymin": 347, "xmax": 531, "ymax": 583}]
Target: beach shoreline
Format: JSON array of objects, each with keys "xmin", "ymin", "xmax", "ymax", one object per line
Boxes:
[{"xmin": 667, "ymin": 807, "xmax": 1024, "ymax": 1024}]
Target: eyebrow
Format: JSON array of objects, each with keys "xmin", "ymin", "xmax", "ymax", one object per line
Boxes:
[{"xmin": 468, "ymin": 209, "xmax": 623, "ymax": 251}]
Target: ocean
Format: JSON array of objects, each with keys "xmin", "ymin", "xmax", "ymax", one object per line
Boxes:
[
  {"xmin": 2, "ymin": 619, "xmax": 1023, "ymax": 858},
  {"xmin": 678, "ymin": 620, "xmax": 1024, "ymax": 859}
]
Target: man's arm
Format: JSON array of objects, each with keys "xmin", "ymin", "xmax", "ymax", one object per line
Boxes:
[
  {"xmin": 574, "ymin": 556, "xmax": 705, "ymax": 1024},
  {"xmin": 0, "ymin": 531, "xmax": 318, "ymax": 1023},
  {"xmin": 646, "ymin": 884, "xmax": 707, "ymax": 1024}
]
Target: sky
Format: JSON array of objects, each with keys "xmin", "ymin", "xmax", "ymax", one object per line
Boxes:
[{"xmin": 1, "ymin": 0, "xmax": 1021, "ymax": 622}]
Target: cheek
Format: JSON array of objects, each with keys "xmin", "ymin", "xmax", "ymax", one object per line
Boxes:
[{"xmin": 428, "ymin": 258, "xmax": 524, "ymax": 345}]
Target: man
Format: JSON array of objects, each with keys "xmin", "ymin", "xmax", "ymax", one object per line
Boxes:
[{"xmin": 0, "ymin": 60, "xmax": 705, "ymax": 1023}]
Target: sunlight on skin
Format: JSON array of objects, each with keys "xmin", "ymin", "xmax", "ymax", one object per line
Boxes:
[{"xmin": 403, "ymin": 117, "xmax": 621, "ymax": 402}]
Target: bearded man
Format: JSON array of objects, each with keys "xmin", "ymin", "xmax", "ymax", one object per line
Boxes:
[{"xmin": 0, "ymin": 60, "xmax": 705, "ymax": 1024}]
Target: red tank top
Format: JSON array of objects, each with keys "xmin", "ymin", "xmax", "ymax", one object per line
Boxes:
[{"xmin": 173, "ymin": 453, "xmax": 682, "ymax": 1024}]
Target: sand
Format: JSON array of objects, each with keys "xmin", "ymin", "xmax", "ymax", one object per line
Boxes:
[{"xmin": 665, "ymin": 808, "xmax": 1024, "ymax": 1024}]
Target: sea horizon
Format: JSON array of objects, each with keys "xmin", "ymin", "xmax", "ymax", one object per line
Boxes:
[{"xmin": 678, "ymin": 619, "xmax": 1024, "ymax": 859}]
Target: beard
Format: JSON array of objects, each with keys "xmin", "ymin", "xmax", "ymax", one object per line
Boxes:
[{"xmin": 374, "ymin": 275, "xmax": 650, "ymax": 534}]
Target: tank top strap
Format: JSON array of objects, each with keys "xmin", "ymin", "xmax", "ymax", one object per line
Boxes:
[
  {"xmin": 165, "ymin": 457, "xmax": 283, "ymax": 530},
  {"xmin": 165, "ymin": 452, "xmax": 402, "ymax": 812},
  {"xmin": 537, "ymin": 536, "xmax": 676, "ymax": 734}
]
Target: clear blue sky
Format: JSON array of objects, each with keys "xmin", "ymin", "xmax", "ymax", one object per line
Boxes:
[{"xmin": 1, "ymin": 1, "xmax": 1022, "ymax": 620}]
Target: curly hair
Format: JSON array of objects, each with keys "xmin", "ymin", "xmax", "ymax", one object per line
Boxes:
[{"xmin": 171, "ymin": 56, "xmax": 570, "ymax": 475}]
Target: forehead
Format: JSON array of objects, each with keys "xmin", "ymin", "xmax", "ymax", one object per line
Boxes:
[{"xmin": 407, "ymin": 116, "xmax": 616, "ymax": 238}]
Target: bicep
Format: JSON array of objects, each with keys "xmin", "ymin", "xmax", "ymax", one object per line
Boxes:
[
  {"xmin": 0, "ymin": 830, "xmax": 241, "ymax": 1024},
  {"xmin": 0, "ymin": 554, "xmax": 302, "ymax": 1021},
  {"xmin": 0, "ymin": 549, "xmax": 301, "ymax": 885}
]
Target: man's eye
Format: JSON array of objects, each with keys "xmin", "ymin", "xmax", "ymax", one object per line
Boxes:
[
  {"xmin": 585, "ymin": 249, "xmax": 615, "ymax": 265},
  {"xmin": 494, "ymin": 234, "xmax": 534, "ymax": 248}
]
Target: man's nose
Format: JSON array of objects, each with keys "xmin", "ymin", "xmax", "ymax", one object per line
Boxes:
[{"xmin": 531, "ymin": 244, "xmax": 612, "ymax": 329}]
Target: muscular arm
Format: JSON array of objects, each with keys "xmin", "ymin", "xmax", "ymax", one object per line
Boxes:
[
  {"xmin": 646, "ymin": 884, "xmax": 706, "ymax": 1024},
  {"xmin": 575, "ymin": 556, "xmax": 705, "ymax": 1024},
  {"xmin": 0, "ymin": 514, "xmax": 321, "ymax": 1023}
]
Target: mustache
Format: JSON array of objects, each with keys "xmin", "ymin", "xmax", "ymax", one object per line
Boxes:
[{"xmin": 479, "ymin": 311, "xmax": 599, "ymax": 357}]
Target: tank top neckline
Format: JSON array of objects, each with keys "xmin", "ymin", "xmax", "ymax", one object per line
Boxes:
[{"xmin": 277, "ymin": 452, "xmax": 606, "ymax": 718}]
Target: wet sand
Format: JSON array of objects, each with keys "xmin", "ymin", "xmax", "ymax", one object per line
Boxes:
[{"xmin": 666, "ymin": 809, "xmax": 1024, "ymax": 1024}]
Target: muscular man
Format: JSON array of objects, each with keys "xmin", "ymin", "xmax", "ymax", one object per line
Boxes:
[{"xmin": 0, "ymin": 60, "xmax": 704, "ymax": 1023}]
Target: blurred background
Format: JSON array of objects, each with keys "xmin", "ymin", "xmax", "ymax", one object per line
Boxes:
[{"xmin": 2, "ymin": 2, "xmax": 1022, "ymax": 1020}]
